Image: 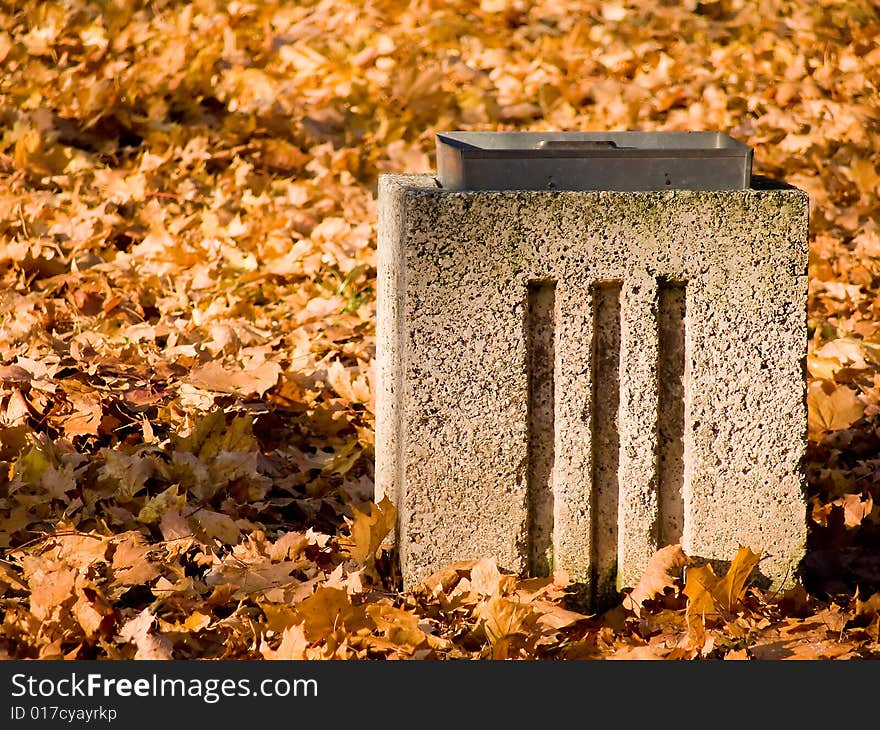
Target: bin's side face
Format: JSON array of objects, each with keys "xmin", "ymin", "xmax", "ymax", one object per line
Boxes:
[
  {"xmin": 435, "ymin": 131, "xmax": 753, "ymax": 191},
  {"xmin": 376, "ymin": 174, "xmax": 808, "ymax": 605}
]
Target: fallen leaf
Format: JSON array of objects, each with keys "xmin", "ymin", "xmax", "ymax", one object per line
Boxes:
[
  {"xmin": 191, "ymin": 509, "xmax": 241, "ymax": 545},
  {"xmin": 119, "ymin": 609, "xmax": 174, "ymax": 660},
  {"xmin": 294, "ymin": 587, "xmax": 353, "ymax": 642},
  {"xmin": 684, "ymin": 546, "xmax": 762, "ymax": 621},
  {"xmin": 341, "ymin": 496, "xmax": 396, "ymax": 575},
  {"xmin": 622, "ymin": 544, "xmax": 693, "ymax": 617},
  {"xmin": 808, "ymin": 380, "xmax": 864, "ymax": 438},
  {"xmin": 186, "ymin": 360, "xmax": 281, "ymax": 397}
]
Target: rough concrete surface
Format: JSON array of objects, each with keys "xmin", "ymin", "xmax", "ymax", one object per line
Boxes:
[{"xmin": 376, "ymin": 173, "xmax": 809, "ymax": 605}]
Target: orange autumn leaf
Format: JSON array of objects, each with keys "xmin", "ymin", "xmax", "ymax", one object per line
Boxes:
[
  {"xmin": 684, "ymin": 546, "xmax": 762, "ymax": 621},
  {"xmin": 622, "ymin": 544, "xmax": 693, "ymax": 617},
  {"xmin": 808, "ymin": 380, "xmax": 864, "ymax": 438},
  {"xmin": 341, "ymin": 496, "xmax": 397, "ymax": 575}
]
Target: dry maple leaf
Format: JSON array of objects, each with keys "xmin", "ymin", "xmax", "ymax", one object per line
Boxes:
[
  {"xmin": 807, "ymin": 380, "xmax": 864, "ymax": 439},
  {"xmin": 341, "ymin": 496, "xmax": 396, "ymax": 576},
  {"xmin": 110, "ymin": 533, "xmax": 160, "ymax": 588},
  {"xmin": 0, "ymin": 0, "xmax": 877, "ymax": 664},
  {"xmin": 470, "ymin": 556, "xmax": 515, "ymax": 597},
  {"xmin": 831, "ymin": 493, "xmax": 873, "ymax": 528},
  {"xmin": 607, "ymin": 642, "xmax": 672, "ymax": 660},
  {"xmin": 191, "ymin": 508, "xmax": 241, "ymax": 545},
  {"xmin": 262, "ymin": 624, "xmax": 310, "ymax": 660},
  {"xmin": 185, "ymin": 360, "xmax": 282, "ymax": 398},
  {"xmin": 366, "ymin": 604, "xmax": 431, "ymax": 652},
  {"xmin": 119, "ymin": 609, "xmax": 174, "ymax": 660},
  {"xmin": 24, "ymin": 563, "xmax": 77, "ymax": 622},
  {"xmin": 684, "ymin": 546, "xmax": 762, "ymax": 622},
  {"xmin": 479, "ymin": 594, "xmax": 535, "ymax": 658},
  {"xmin": 622, "ymin": 544, "xmax": 693, "ymax": 617},
  {"xmin": 293, "ymin": 586, "xmax": 354, "ymax": 643}
]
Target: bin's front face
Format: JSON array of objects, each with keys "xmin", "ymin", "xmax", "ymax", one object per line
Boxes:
[
  {"xmin": 435, "ymin": 131, "xmax": 753, "ymax": 192},
  {"xmin": 377, "ymin": 166, "xmax": 807, "ymax": 609}
]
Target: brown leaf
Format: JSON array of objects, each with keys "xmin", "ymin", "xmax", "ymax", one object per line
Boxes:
[
  {"xmin": 267, "ymin": 532, "xmax": 310, "ymax": 562},
  {"xmin": 832, "ymin": 493, "xmax": 873, "ymax": 528},
  {"xmin": 52, "ymin": 533, "xmax": 110, "ymax": 570},
  {"xmin": 608, "ymin": 643, "xmax": 672, "ymax": 660},
  {"xmin": 0, "ymin": 561, "xmax": 27, "ymax": 593},
  {"xmin": 470, "ymin": 557, "xmax": 513, "ymax": 597},
  {"xmin": 366, "ymin": 604, "xmax": 429, "ymax": 651},
  {"xmin": 73, "ymin": 587, "xmax": 114, "ymax": 640},
  {"xmin": 724, "ymin": 648, "xmax": 750, "ymax": 660},
  {"xmin": 622, "ymin": 544, "xmax": 693, "ymax": 617},
  {"xmin": 259, "ymin": 139, "xmax": 310, "ymax": 172},
  {"xmin": 264, "ymin": 624, "xmax": 310, "ymax": 660},
  {"xmin": 61, "ymin": 390, "xmax": 104, "ymax": 438},
  {"xmin": 532, "ymin": 601, "xmax": 591, "ymax": 631},
  {"xmin": 854, "ymin": 592, "xmax": 880, "ymax": 622},
  {"xmin": 416, "ymin": 560, "xmax": 477, "ymax": 595},
  {"xmin": 480, "ymin": 595, "xmax": 534, "ymax": 646}
]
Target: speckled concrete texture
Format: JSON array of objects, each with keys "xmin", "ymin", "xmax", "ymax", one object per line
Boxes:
[{"xmin": 376, "ymin": 173, "xmax": 808, "ymax": 604}]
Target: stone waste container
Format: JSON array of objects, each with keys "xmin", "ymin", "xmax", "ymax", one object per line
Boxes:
[{"xmin": 376, "ymin": 131, "xmax": 808, "ymax": 607}]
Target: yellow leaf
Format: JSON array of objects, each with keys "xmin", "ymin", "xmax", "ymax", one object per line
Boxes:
[
  {"xmin": 294, "ymin": 587, "xmax": 352, "ymax": 642},
  {"xmin": 684, "ymin": 546, "xmax": 761, "ymax": 620},
  {"xmin": 684, "ymin": 564, "xmax": 722, "ymax": 619},
  {"xmin": 713, "ymin": 546, "xmax": 762, "ymax": 613}
]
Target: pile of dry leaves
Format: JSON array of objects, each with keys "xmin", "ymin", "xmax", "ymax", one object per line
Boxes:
[{"xmin": 0, "ymin": 0, "xmax": 879, "ymax": 659}]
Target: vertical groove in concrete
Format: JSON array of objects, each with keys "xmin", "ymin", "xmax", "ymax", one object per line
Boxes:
[
  {"xmin": 590, "ymin": 282, "xmax": 621, "ymax": 602},
  {"xmin": 617, "ymin": 276, "xmax": 661, "ymax": 590},
  {"xmin": 657, "ymin": 280, "xmax": 687, "ymax": 547},
  {"xmin": 527, "ymin": 281, "xmax": 556, "ymax": 577}
]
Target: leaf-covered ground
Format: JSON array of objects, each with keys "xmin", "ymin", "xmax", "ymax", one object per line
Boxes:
[{"xmin": 0, "ymin": 0, "xmax": 879, "ymax": 659}]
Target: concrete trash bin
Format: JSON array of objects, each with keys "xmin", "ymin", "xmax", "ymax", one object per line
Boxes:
[{"xmin": 376, "ymin": 131, "xmax": 808, "ymax": 607}]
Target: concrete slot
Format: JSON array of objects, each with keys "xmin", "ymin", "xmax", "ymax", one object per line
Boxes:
[
  {"xmin": 526, "ymin": 281, "xmax": 556, "ymax": 578},
  {"xmin": 590, "ymin": 281, "xmax": 621, "ymax": 603},
  {"xmin": 657, "ymin": 280, "xmax": 687, "ymax": 548}
]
